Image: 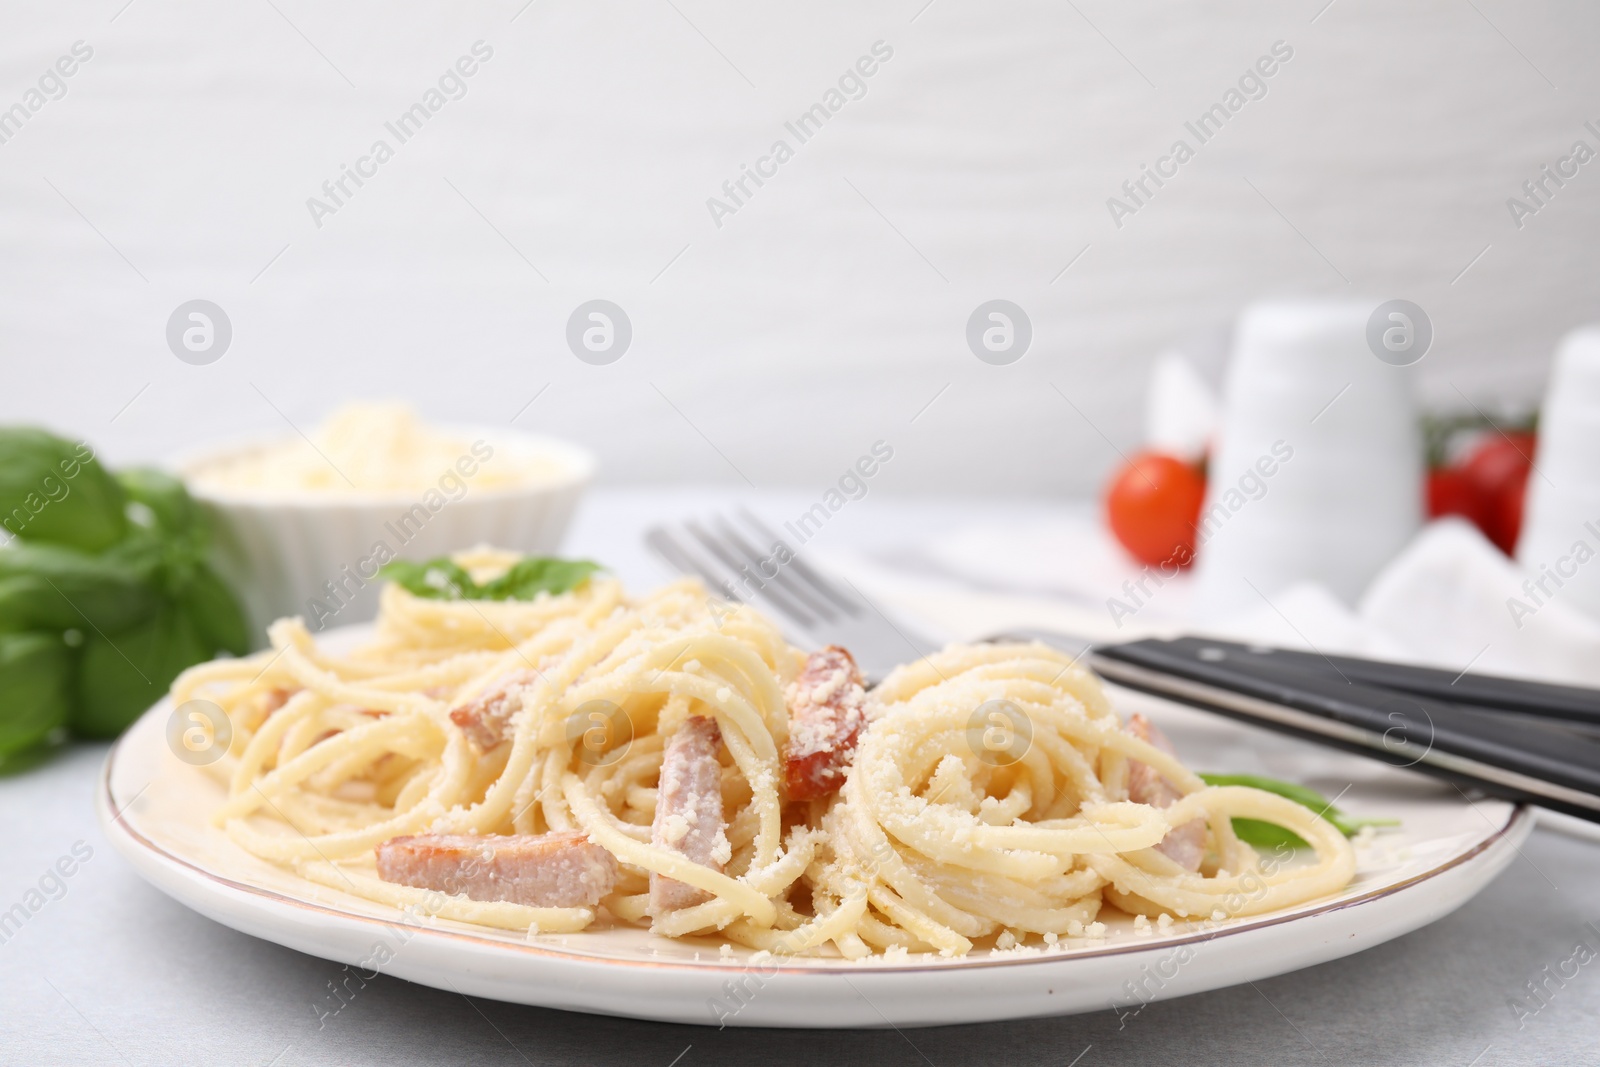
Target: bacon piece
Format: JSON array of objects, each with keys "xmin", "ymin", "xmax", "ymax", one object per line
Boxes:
[
  {"xmin": 263, "ymin": 687, "xmax": 295, "ymax": 715},
  {"xmin": 1126, "ymin": 713, "xmax": 1206, "ymax": 872},
  {"xmin": 449, "ymin": 670, "xmax": 537, "ymax": 750},
  {"xmin": 376, "ymin": 830, "xmax": 617, "ymax": 907},
  {"xmin": 782, "ymin": 646, "xmax": 868, "ymax": 801},
  {"xmin": 246, "ymin": 687, "xmax": 297, "ymax": 731},
  {"xmin": 648, "ymin": 715, "xmax": 727, "ymax": 916}
]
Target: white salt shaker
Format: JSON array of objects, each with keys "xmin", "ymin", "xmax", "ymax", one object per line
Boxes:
[
  {"xmin": 1192, "ymin": 299, "xmax": 1423, "ymax": 619},
  {"xmin": 1516, "ymin": 327, "xmax": 1600, "ymax": 623}
]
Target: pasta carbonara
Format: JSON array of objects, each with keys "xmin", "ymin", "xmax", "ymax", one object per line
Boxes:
[{"xmin": 173, "ymin": 549, "xmax": 1356, "ymax": 958}]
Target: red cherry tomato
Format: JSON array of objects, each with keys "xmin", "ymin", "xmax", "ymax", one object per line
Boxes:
[
  {"xmin": 1458, "ymin": 431, "xmax": 1537, "ymax": 555},
  {"xmin": 1105, "ymin": 452, "xmax": 1206, "ymax": 567},
  {"xmin": 1490, "ymin": 463, "xmax": 1531, "ymax": 555},
  {"xmin": 1426, "ymin": 466, "xmax": 1475, "ymax": 521}
]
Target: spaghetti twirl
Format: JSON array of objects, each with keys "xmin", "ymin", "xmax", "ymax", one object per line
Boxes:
[{"xmin": 172, "ymin": 549, "xmax": 1355, "ymax": 957}]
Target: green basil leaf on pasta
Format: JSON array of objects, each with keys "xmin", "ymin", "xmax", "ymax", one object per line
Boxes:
[
  {"xmin": 1227, "ymin": 818, "xmax": 1309, "ymax": 850},
  {"xmin": 380, "ymin": 556, "xmax": 601, "ymax": 602},
  {"xmin": 378, "ymin": 559, "xmax": 481, "ymax": 600},
  {"xmin": 478, "ymin": 557, "xmax": 601, "ymax": 601},
  {"xmin": 1200, "ymin": 771, "xmax": 1398, "ymax": 846}
]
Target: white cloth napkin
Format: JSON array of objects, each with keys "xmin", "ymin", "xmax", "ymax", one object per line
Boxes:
[
  {"xmin": 1359, "ymin": 519, "xmax": 1600, "ymax": 686},
  {"xmin": 827, "ymin": 512, "xmax": 1600, "ymax": 688}
]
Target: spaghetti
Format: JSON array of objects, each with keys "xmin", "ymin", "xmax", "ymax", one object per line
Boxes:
[{"xmin": 172, "ymin": 549, "xmax": 1356, "ymax": 957}]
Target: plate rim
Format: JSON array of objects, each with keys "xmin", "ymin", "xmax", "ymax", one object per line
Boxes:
[{"xmin": 99, "ymin": 707, "xmax": 1536, "ymax": 977}]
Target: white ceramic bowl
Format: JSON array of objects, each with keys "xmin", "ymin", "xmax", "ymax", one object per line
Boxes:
[{"xmin": 174, "ymin": 426, "xmax": 595, "ymax": 642}]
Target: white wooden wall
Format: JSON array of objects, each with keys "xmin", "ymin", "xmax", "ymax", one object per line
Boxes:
[{"xmin": 1, "ymin": 0, "xmax": 1592, "ymax": 494}]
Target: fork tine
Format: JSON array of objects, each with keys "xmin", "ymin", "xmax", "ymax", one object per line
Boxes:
[
  {"xmin": 682, "ymin": 520, "xmax": 822, "ymax": 628},
  {"xmin": 651, "ymin": 522, "xmax": 820, "ymax": 634},
  {"xmin": 650, "ymin": 524, "xmax": 817, "ymax": 628},
  {"xmin": 644, "ymin": 526, "xmax": 737, "ymax": 594},
  {"xmin": 649, "ymin": 515, "xmax": 943, "ymax": 681},
  {"xmin": 734, "ymin": 509, "xmax": 865, "ymax": 617},
  {"xmin": 707, "ymin": 514, "xmax": 840, "ymax": 622}
]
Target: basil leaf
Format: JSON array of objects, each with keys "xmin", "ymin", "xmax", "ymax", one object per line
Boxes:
[
  {"xmin": 104, "ymin": 472, "xmax": 220, "ymax": 600},
  {"xmin": 1199, "ymin": 771, "xmax": 1398, "ymax": 848},
  {"xmin": 379, "ymin": 556, "xmax": 601, "ymax": 601},
  {"xmin": 478, "ymin": 557, "xmax": 601, "ymax": 600},
  {"xmin": 73, "ymin": 602, "xmax": 210, "ymax": 739},
  {"xmin": 1228, "ymin": 818, "xmax": 1309, "ymax": 850},
  {"xmin": 0, "ymin": 542, "xmax": 159, "ymax": 633},
  {"xmin": 378, "ymin": 559, "xmax": 480, "ymax": 600},
  {"xmin": 118, "ymin": 468, "xmax": 205, "ymax": 548},
  {"xmin": 1199, "ymin": 772, "xmax": 1332, "ymax": 812},
  {"xmin": 0, "ymin": 428, "xmax": 127, "ymax": 551},
  {"xmin": 0, "ymin": 632, "xmax": 72, "ymax": 762},
  {"xmin": 178, "ymin": 564, "xmax": 250, "ymax": 656}
]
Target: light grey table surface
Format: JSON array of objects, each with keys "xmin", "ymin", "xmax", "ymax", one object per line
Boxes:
[{"xmin": 4, "ymin": 489, "xmax": 1597, "ymax": 1067}]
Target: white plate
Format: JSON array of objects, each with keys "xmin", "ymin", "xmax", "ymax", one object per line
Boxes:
[{"xmin": 99, "ymin": 672, "xmax": 1531, "ymax": 1029}]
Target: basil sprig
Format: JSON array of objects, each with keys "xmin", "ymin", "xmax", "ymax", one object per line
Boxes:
[
  {"xmin": 0, "ymin": 430, "xmax": 250, "ymax": 765},
  {"xmin": 1199, "ymin": 772, "xmax": 1399, "ymax": 849},
  {"xmin": 379, "ymin": 555, "xmax": 601, "ymax": 602}
]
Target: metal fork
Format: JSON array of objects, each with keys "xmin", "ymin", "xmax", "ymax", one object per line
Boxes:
[{"xmin": 644, "ymin": 510, "xmax": 943, "ymax": 683}]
